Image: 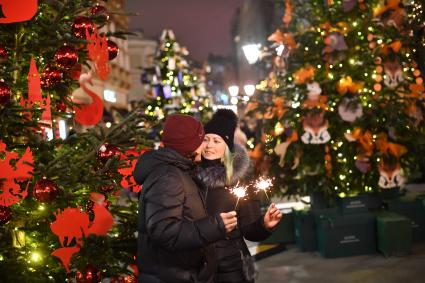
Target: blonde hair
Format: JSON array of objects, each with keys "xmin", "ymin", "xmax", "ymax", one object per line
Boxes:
[{"xmin": 221, "ymin": 145, "xmax": 234, "ymax": 185}]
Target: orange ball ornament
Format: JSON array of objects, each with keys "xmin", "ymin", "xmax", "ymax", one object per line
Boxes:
[{"xmin": 374, "ymin": 83, "xmax": 382, "ymax": 91}]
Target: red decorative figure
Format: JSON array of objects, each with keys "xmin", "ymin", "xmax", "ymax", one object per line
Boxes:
[
  {"xmin": 0, "ymin": 0, "xmax": 38, "ymax": 24},
  {"xmin": 50, "ymin": 194, "xmax": 114, "ymax": 272},
  {"xmin": 73, "ymin": 73, "xmax": 103, "ymax": 126},
  {"xmin": 20, "ymin": 57, "xmax": 52, "ymax": 126},
  {"xmin": 0, "ymin": 141, "xmax": 34, "ymax": 206},
  {"xmin": 118, "ymin": 148, "xmax": 146, "ymax": 192},
  {"xmin": 86, "ymin": 26, "xmax": 110, "ymax": 80}
]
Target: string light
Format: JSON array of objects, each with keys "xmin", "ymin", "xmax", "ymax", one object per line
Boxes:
[
  {"xmin": 31, "ymin": 251, "xmax": 42, "ymax": 263},
  {"xmin": 274, "ymin": 122, "xmax": 284, "ymax": 136}
]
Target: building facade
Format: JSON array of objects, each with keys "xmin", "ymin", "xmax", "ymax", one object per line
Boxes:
[{"xmin": 127, "ymin": 31, "xmax": 158, "ymax": 104}]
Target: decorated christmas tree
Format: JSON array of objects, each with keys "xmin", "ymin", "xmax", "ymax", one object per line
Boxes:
[
  {"xmin": 0, "ymin": 1, "xmax": 150, "ymax": 282},
  {"xmin": 140, "ymin": 29, "xmax": 212, "ymax": 139},
  {"xmin": 250, "ymin": 0, "xmax": 425, "ymax": 198}
]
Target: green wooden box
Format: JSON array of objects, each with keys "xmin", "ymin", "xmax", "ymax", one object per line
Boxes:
[
  {"xmin": 316, "ymin": 213, "xmax": 377, "ymax": 258},
  {"xmin": 384, "ymin": 196, "xmax": 425, "ymax": 242},
  {"xmin": 375, "ymin": 211, "xmax": 412, "ymax": 257},
  {"xmin": 337, "ymin": 195, "xmax": 369, "ymax": 214},
  {"xmin": 293, "ymin": 209, "xmax": 317, "ymax": 252}
]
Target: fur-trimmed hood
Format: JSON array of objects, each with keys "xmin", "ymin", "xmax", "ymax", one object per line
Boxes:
[{"xmin": 195, "ymin": 143, "xmax": 251, "ymax": 189}]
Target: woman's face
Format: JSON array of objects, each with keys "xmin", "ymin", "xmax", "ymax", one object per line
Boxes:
[{"xmin": 202, "ymin": 134, "xmax": 226, "ymax": 160}]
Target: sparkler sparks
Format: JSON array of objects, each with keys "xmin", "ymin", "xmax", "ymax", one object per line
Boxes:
[
  {"xmin": 230, "ymin": 182, "xmax": 248, "ymax": 209},
  {"xmin": 254, "ymin": 177, "xmax": 273, "ymax": 201}
]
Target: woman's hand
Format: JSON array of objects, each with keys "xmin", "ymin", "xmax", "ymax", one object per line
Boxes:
[
  {"xmin": 263, "ymin": 203, "xmax": 282, "ymax": 230},
  {"xmin": 220, "ymin": 211, "xmax": 238, "ymax": 233}
]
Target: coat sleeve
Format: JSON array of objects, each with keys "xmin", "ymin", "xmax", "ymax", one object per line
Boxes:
[
  {"xmin": 142, "ymin": 169, "xmax": 226, "ymax": 252},
  {"xmin": 237, "ymin": 193, "xmax": 272, "ymax": 242}
]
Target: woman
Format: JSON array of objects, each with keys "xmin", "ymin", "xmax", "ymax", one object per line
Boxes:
[{"xmin": 195, "ymin": 109, "xmax": 282, "ymax": 283}]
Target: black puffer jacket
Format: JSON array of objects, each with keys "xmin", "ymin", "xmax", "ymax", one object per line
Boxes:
[
  {"xmin": 133, "ymin": 147, "xmax": 227, "ymax": 283},
  {"xmin": 195, "ymin": 144, "xmax": 272, "ymax": 283}
]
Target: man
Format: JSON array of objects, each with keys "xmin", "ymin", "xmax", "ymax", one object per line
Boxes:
[{"xmin": 133, "ymin": 114, "xmax": 238, "ymax": 283}]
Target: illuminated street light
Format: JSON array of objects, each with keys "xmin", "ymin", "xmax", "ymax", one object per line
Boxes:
[
  {"xmin": 228, "ymin": 85, "xmax": 239, "ymax": 97},
  {"xmin": 242, "ymin": 43, "xmax": 261, "ymax": 64},
  {"xmin": 243, "ymin": 84, "xmax": 255, "ymax": 96}
]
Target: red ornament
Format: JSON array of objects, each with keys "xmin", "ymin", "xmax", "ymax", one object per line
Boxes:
[
  {"xmin": 90, "ymin": 5, "xmax": 109, "ymax": 21},
  {"xmin": 72, "ymin": 16, "xmax": 94, "ymax": 39},
  {"xmin": 54, "ymin": 45, "xmax": 78, "ymax": 69},
  {"xmin": 76, "ymin": 265, "xmax": 102, "ymax": 283},
  {"xmin": 124, "ymin": 275, "xmax": 137, "ymax": 283},
  {"xmin": 97, "ymin": 144, "xmax": 121, "ymax": 163},
  {"xmin": 56, "ymin": 100, "xmax": 67, "ymax": 112},
  {"xmin": 0, "ymin": 206, "xmax": 12, "ymax": 225},
  {"xmin": 33, "ymin": 179, "xmax": 59, "ymax": 203},
  {"xmin": 0, "ymin": 44, "xmax": 8, "ymax": 63},
  {"xmin": 99, "ymin": 183, "xmax": 116, "ymax": 193},
  {"xmin": 107, "ymin": 40, "xmax": 119, "ymax": 61},
  {"xmin": 69, "ymin": 63, "xmax": 82, "ymax": 80},
  {"xmin": 0, "ymin": 81, "xmax": 12, "ymax": 105},
  {"xmin": 41, "ymin": 66, "xmax": 62, "ymax": 88}
]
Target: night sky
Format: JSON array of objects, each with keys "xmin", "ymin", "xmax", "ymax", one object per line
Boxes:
[{"xmin": 125, "ymin": 0, "xmax": 245, "ymax": 62}]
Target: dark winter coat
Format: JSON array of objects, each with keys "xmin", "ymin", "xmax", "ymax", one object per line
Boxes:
[
  {"xmin": 195, "ymin": 144, "xmax": 272, "ymax": 283},
  {"xmin": 133, "ymin": 147, "xmax": 227, "ymax": 283}
]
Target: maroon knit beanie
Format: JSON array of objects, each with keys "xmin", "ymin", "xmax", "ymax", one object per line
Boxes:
[{"xmin": 162, "ymin": 114, "xmax": 205, "ymax": 157}]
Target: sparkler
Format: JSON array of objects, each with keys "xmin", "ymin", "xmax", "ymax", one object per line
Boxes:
[
  {"xmin": 254, "ymin": 177, "xmax": 273, "ymax": 201},
  {"xmin": 230, "ymin": 182, "xmax": 248, "ymax": 210}
]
